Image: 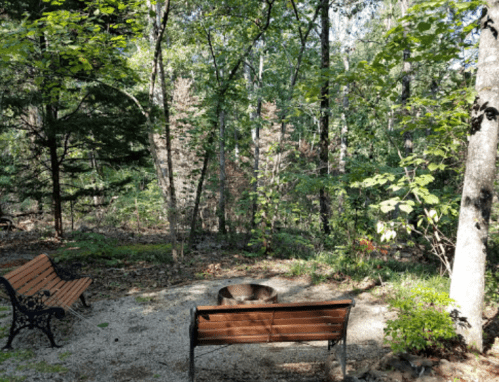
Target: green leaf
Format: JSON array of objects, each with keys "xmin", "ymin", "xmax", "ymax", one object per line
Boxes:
[
  {"xmin": 399, "ymin": 204, "xmax": 413, "ymax": 214},
  {"xmin": 97, "ymin": 323, "xmax": 109, "ymax": 328},
  {"xmin": 417, "ymin": 22, "xmax": 431, "ymax": 32}
]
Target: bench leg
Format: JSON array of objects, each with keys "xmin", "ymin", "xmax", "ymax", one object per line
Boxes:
[
  {"xmin": 79, "ymin": 293, "xmax": 91, "ymax": 308},
  {"xmin": 189, "ymin": 307, "xmax": 197, "ymax": 382},
  {"xmin": 3, "ymin": 307, "xmax": 64, "ymax": 349}
]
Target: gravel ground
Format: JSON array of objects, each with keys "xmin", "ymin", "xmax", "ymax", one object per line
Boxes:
[{"xmin": 0, "ymin": 276, "xmax": 390, "ymax": 382}]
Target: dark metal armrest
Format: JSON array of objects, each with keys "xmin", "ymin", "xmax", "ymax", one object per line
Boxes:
[{"xmin": 50, "ymin": 260, "xmax": 92, "ymax": 281}]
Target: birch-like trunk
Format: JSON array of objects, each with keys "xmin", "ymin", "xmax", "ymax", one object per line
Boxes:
[
  {"xmin": 399, "ymin": 0, "xmax": 412, "ymax": 156},
  {"xmin": 450, "ymin": 2, "xmax": 499, "ymax": 352}
]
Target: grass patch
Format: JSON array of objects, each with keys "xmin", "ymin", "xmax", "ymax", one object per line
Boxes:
[
  {"xmin": 135, "ymin": 296, "xmax": 155, "ymax": 303},
  {"xmin": 58, "ymin": 352, "xmax": 72, "ymax": 361},
  {"xmin": 17, "ymin": 361, "xmax": 67, "ymax": 373},
  {"xmin": 55, "ymin": 232, "xmax": 173, "ymax": 265},
  {"xmin": 0, "ymin": 376, "xmax": 26, "ymax": 382},
  {"xmin": 0, "ymin": 350, "xmax": 34, "ymax": 364}
]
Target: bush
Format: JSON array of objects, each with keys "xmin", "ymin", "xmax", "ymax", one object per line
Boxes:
[{"xmin": 384, "ymin": 287, "xmax": 457, "ymax": 354}]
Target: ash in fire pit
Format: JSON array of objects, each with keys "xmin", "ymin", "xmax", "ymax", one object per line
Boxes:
[{"xmin": 218, "ymin": 284, "xmax": 277, "ymax": 305}]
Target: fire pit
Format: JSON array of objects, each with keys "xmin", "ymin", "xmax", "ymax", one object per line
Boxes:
[{"xmin": 217, "ymin": 284, "xmax": 278, "ymax": 305}]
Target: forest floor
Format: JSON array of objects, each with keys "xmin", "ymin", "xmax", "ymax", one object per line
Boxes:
[{"xmin": 0, "ymin": 229, "xmax": 498, "ymax": 381}]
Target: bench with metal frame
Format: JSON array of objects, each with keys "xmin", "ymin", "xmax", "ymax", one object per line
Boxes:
[
  {"xmin": 189, "ymin": 299, "xmax": 355, "ymax": 381},
  {"xmin": 0, "ymin": 254, "xmax": 92, "ymax": 349}
]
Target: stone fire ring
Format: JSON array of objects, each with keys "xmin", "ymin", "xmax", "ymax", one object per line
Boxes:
[{"xmin": 217, "ymin": 284, "xmax": 278, "ymax": 305}]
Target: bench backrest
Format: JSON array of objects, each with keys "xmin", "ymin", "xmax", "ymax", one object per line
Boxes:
[
  {"xmin": 2, "ymin": 254, "xmax": 65, "ymax": 297},
  {"xmin": 193, "ymin": 299, "xmax": 355, "ymax": 346}
]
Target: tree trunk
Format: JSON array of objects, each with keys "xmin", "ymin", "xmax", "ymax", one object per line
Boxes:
[
  {"xmin": 399, "ymin": 0, "xmax": 412, "ymax": 156},
  {"xmin": 339, "ymin": 54, "xmax": 349, "ymax": 175},
  {"xmin": 188, "ymin": 132, "xmax": 215, "ymax": 248},
  {"xmin": 319, "ymin": 0, "xmax": 330, "ymax": 235},
  {"xmin": 218, "ymin": 105, "xmax": 227, "ymax": 235},
  {"xmin": 158, "ymin": 47, "xmax": 178, "ymax": 259},
  {"xmin": 48, "ymin": 136, "xmax": 63, "ymax": 238},
  {"xmin": 449, "ymin": 2, "xmax": 499, "ymax": 352}
]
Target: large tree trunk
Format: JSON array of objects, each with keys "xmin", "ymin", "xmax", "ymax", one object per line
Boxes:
[
  {"xmin": 319, "ymin": 0, "xmax": 330, "ymax": 235},
  {"xmin": 449, "ymin": 2, "xmax": 499, "ymax": 352}
]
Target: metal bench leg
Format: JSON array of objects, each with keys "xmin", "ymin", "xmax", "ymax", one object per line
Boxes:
[
  {"xmin": 79, "ymin": 293, "xmax": 91, "ymax": 308},
  {"xmin": 189, "ymin": 307, "xmax": 197, "ymax": 382}
]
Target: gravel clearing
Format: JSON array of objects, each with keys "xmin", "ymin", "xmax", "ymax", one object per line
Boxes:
[{"xmin": 0, "ymin": 276, "xmax": 390, "ymax": 382}]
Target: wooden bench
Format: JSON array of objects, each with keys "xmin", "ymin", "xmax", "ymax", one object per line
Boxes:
[
  {"xmin": 0, "ymin": 254, "xmax": 92, "ymax": 349},
  {"xmin": 189, "ymin": 299, "xmax": 355, "ymax": 381}
]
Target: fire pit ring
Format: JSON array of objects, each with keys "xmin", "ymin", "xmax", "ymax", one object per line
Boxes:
[{"xmin": 217, "ymin": 284, "xmax": 278, "ymax": 305}]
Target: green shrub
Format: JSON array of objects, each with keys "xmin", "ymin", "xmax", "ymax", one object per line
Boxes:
[
  {"xmin": 55, "ymin": 233, "xmax": 173, "ymax": 264},
  {"xmin": 384, "ymin": 287, "xmax": 457, "ymax": 354}
]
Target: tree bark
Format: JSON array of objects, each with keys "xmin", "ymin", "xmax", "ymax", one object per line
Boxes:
[
  {"xmin": 399, "ymin": 0, "xmax": 412, "ymax": 156},
  {"xmin": 218, "ymin": 105, "xmax": 227, "ymax": 235},
  {"xmin": 319, "ymin": 0, "xmax": 330, "ymax": 235},
  {"xmin": 158, "ymin": 46, "xmax": 178, "ymax": 259},
  {"xmin": 449, "ymin": 2, "xmax": 499, "ymax": 352}
]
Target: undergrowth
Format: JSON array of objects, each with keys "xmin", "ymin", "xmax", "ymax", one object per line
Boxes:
[{"xmin": 55, "ymin": 232, "xmax": 173, "ymax": 265}]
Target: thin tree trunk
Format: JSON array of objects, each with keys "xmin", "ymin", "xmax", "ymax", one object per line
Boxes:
[
  {"xmin": 338, "ymin": 54, "xmax": 349, "ymax": 212},
  {"xmin": 399, "ymin": 0, "xmax": 412, "ymax": 156},
  {"xmin": 48, "ymin": 135, "xmax": 63, "ymax": 237},
  {"xmin": 158, "ymin": 47, "xmax": 178, "ymax": 259},
  {"xmin": 449, "ymin": 2, "xmax": 499, "ymax": 352},
  {"xmin": 188, "ymin": 132, "xmax": 215, "ymax": 248},
  {"xmin": 218, "ymin": 105, "xmax": 227, "ymax": 235},
  {"xmin": 252, "ymin": 57, "xmax": 263, "ymax": 227},
  {"xmin": 319, "ymin": 0, "xmax": 330, "ymax": 235},
  {"xmin": 339, "ymin": 55, "xmax": 349, "ymax": 175}
]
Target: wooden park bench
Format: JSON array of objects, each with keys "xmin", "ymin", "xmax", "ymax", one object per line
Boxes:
[
  {"xmin": 0, "ymin": 254, "xmax": 92, "ymax": 349},
  {"xmin": 189, "ymin": 299, "xmax": 355, "ymax": 381}
]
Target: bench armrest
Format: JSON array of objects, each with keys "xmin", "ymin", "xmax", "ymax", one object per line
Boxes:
[{"xmin": 51, "ymin": 261, "xmax": 92, "ymax": 281}]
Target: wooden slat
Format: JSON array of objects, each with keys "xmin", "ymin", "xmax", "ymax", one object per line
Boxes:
[
  {"xmin": 199, "ymin": 308, "xmax": 347, "ymax": 323},
  {"xmin": 45, "ymin": 278, "xmax": 92, "ymax": 309},
  {"xmin": 57, "ymin": 278, "xmax": 92, "ymax": 308},
  {"xmin": 198, "ymin": 316, "xmax": 346, "ymax": 330},
  {"xmin": 196, "ymin": 300, "xmax": 353, "ymax": 313},
  {"xmin": 15, "ymin": 268, "xmax": 57, "ymax": 295},
  {"xmin": 198, "ymin": 311, "xmax": 273, "ymax": 323},
  {"xmin": 8, "ymin": 259, "xmax": 53, "ymax": 290},
  {"xmin": 198, "ymin": 323, "xmax": 343, "ymax": 339},
  {"xmin": 197, "ymin": 332, "xmax": 343, "ymax": 346},
  {"xmin": 3, "ymin": 255, "xmax": 50, "ymax": 281}
]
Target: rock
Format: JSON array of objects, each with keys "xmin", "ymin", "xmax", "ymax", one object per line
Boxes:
[{"xmin": 437, "ymin": 359, "xmax": 459, "ymax": 376}]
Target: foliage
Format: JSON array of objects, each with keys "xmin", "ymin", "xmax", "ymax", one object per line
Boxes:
[
  {"xmin": 55, "ymin": 232, "xmax": 173, "ymax": 264},
  {"xmin": 384, "ymin": 287, "xmax": 458, "ymax": 354}
]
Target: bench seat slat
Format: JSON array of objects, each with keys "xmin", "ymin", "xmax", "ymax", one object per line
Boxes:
[
  {"xmin": 15, "ymin": 268, "xmax": 58, "ymax": 295},
  {"xmin": 198, "ymin": 322, "xmax": 343, "ymax": 339},
  {"xmin": 197, "ymin": 332, "xmax": 343, "ymax": 346},
  {"xmin": 198, "ymin": 309, "xmax": 347, "ymax": 323},
  {"xmin": 3, "ymin": 255, "xmax": 50, "ymax": 282},
  {"xmin": 51, "ymin": 278, "xmax": 92, "ymax": 309},
  {"xmin": 8, "ymin": 261, "xmax": 54, "ymax": 290},
  {"xmin": 198, "ymin": 316, "xmax": 347, "ymax": 330},
  {"xmin": 196, "ymin": 300, "xmax": 353, "ymax": 312}
]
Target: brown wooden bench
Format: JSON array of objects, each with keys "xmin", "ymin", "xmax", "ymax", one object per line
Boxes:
[
  {"xmin": 0, "ymin": 254, "xmax": 92, "ymax": 349},
  {"xmin": 189, "ymin": 299, "xmax": 355, "ymax": 381}
]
